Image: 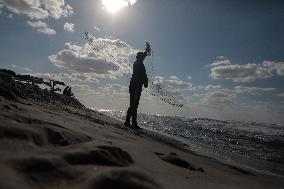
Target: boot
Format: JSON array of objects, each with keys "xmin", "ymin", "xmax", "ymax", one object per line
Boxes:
[
  {"xmin": 132, "ymin": 122, "xmax": 141, "ymax": 129},
  {"xmin": 124, "ymin": 108, "xmax": 132, "ymax": 127},
  {"xmin": 132, "ymin": 109, "xmax": 141, "ymax": 129},
  {"xmin": 124, "ymin": 121, "xmax": 131, "ymax": 127}
]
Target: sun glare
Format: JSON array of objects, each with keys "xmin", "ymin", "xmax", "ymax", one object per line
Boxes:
[{"xmin": 101, "ymin": 0, "xmax": 131, "ymax": 14}]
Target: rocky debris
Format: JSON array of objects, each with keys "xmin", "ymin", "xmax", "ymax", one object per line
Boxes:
[
  {"xmin": 0, "ymin": 69, "xmax": 84, "ymax": 108},
  {"xmin": 63, "ymin": 86, "xmax": 73, "ymax": 97},
  {"xmin": 49, "ymin": 80, "xmax": 66, "ymax": 93}
]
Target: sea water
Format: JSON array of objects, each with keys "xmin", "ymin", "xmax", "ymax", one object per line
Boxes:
[{"xmin": 99, "ymin": 110, "xmax": 284, "ymax": 177}]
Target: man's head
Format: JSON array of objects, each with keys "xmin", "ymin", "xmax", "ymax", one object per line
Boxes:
[{"xmin": 136, "ymin": 52, "xmax": 145, "ymax": 61}]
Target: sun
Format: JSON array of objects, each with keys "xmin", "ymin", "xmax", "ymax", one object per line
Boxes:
[{"xmin": 101, "ymin": 0, "xmax": 130, "ymax": 14}]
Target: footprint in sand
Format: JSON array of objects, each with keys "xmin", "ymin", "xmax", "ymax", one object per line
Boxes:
[
  {"xmin": 2, "ymin": 103, "xmax": 20, "ymax": 110},
  {"xmin": 12, "ymin": 157, "xmax": 80, "ymax": 186},
  {"xmin": 85, "ymin": 169, "xmax": 163, "ymax": 189},
  {"xmin": 63, "ymin": 146, "xmax": 134, "ymax": 167},
  {"xmin": 154, "ymin": 152, "xmax": 204, "ymax": 172},
  {"xmin": 0, "ymin": 119, "xmax": 91, "ymax": 147}
]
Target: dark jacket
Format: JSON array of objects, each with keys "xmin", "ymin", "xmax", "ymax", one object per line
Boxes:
[{"xmin": 129, "ymin": 55, "xmax": 148, "ymax": 93}]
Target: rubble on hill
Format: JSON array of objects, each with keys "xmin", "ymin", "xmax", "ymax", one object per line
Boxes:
[{"xmin": 0, "ymin": 69, "xmax": 84, "ymax": 108}]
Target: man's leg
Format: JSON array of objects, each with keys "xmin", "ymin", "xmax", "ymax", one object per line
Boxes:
[
  {"xmin": 132, "ymin": 91, "xmax": 141, "ymax": 128},
  {"xmin": 125, "ymin": 92, "xmax": 134, "ymax": 126},
  {"xmin": 125, "ymin": 107, "xmax": 131, "ymax": 126}
]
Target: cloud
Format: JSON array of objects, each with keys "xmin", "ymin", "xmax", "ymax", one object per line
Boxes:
[
  {"xmin": 7, "ymin": 13, "xmax": 13, "ymax": 18},
  {"xmin": 93, "ymin": 26, "xmax": 100, "ymax": 31},
  {"xmin": 203, "ymin": 84, "xmax": 275, "ymax": 94},
  {"xmin": 37, "ymin": 27, "xmax": 56, "ymax": 35},
  {"xmin": 98, "ymin": 84, "xmax": 128, "ymax": 96},
  {"xmin": 199, "ymin": 85, "xmax": 236, "ymax": 106},
  {"xmin": 27, "ymin": 20, "xmax": 47, "ymax": 27},
  {"xmin": 202, "ymin": 91, "xmax": 237, "ymax": 105},
  {"xmin": 170, "ymin": 75, "xmax": 179, "ymax": 80},
  {"xmin": 277, "ymin": 67, "xmax": 284, "ymax": 75},
  {"xmin": 210, "ymin": 58, "xmax": 284, "ymax": 82},
  {"xmin": 263, "ymin": 61, "xmax": 284, "ymax": 76},
  {"xmin": 277, "ymin": 92, "xmax": 284, "ymax": 97},
  {"xmin": 100, "ymin": 0, "xmax": 137, "ymax": 12},
  {"xmin": 210, "ymin": 56, "xmax": 231, "ymax": 67},
  {"xmin": 150, "ymin": 76, "xmax": 276, "ymax": 108},
  {"xmin": 26, "ymin": 20, "xmax": 56, "ymax": 35},
  {"xmin": 49, "ymin": 36, "xmax": 138, "ymax": 78},
  {"xmin": 245, "ymin": 101, "xmax": 284, "ymax": 115},
  {"xmin": 31, "ymin": 72, "xmax": 99, "ymax": 83},
  {"xmin": 210, "ymin": 64, "xmax": 272, "ymax": 82},
  {"xmin": 128, "ymin": 0, "xmax": 138, "ymax": 4},
  {"xmin": 0, "ymin": 0, "xmax": 73, "ymax": 20},
  {"xmin": 71, "ymin": 84, "xmax": 97, "ymax": 95},
  {"xmin": 155, "ymin": 77, "xmax": 193, "ymax": 92},
  {"xmin": 11, "ymin": 64, "xmax": 32, "ymax": 72},
  {"xmin": 151, "ymin": 76, "xmax": 276, "ymax": 108},
  {"xmin": 196, "ymin": 84, "xmax": 276, "ymax": 107},
  {"xmin": 233, "ymin": 86, "xmax": 275, "ymax": 94},
  {"xmin": 64, "ymin": 22, "xmax": 74, "ymax": 32},
  {"xmin": 204, "ymin": 85, "xmax": 223, "ymax": 91},
  {"xmin": 68, "ymin": 83, "xmax": 133, "ymax": 111},
  {"xmin": 154, "ymin": 76, "xmax": 164, "ymax": 80},
  {"xmin": 0, "ymin": 0, "xmax": 72, "ymax": 34}
]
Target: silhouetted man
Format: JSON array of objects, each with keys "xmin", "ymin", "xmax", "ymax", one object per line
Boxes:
[{"xmin": 124, "ymin": 43, "xmax": 151, "ymax": 129}]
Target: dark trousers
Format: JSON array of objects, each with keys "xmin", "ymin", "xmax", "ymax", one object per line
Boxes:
[{"xmin": 125, "ymin": 90, "xmax": 141, "ymax": 125}]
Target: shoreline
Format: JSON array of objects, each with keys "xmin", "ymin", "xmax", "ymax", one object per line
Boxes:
[
  {"xmin": 100, "ymin": 109, "xmax": 284, "ymax": 178},
  {"xmin": 164, "ymin": 132, "xmax": 284, "ymax": 178}
]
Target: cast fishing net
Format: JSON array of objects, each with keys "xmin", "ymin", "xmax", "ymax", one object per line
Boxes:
[{"xmin": 85, "ymin": 32, "xmax": 183, "ymax": 107}]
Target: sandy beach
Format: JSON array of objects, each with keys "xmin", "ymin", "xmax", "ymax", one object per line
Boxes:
[
  {"xmin": 1, "ymin": 0, "xmax": 284, "ymax": 188},
  {"xmin": 0, "ymin": 72, "xmax": 283, "ymax": 189}
]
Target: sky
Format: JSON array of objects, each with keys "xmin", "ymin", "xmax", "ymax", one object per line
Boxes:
[{"xmin": 1, "ymin": 0, "xmax": 284, "ymax": 124}]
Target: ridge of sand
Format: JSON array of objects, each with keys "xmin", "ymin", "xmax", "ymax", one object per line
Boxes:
[{"xmin": 0, "ymin": 70, "xmax": 284, "ymax": 189}]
